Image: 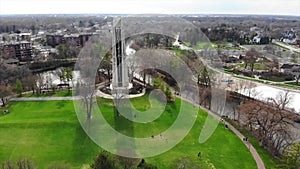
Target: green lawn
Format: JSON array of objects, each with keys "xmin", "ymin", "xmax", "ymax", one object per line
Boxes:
[
  {"xmin": 211, "ymin": 42, "xmax": 245, "ymax": 51},
  {"xmin": 272, "ymin": 43, "xmax": 290, "ymax": 51},
  {"xmin": 223, "ymin": 68, "xmax": 234, "ymax": 74},
  {"xmin": 0, "ymin": 101, "xmax": 100, "ymax": 169},
  {"xmin": 0, "ymin": 95, "xmax": 260, "ymax": 168},
  {"xmin": 170, "ymin": 47, "xmax": 191, "ymax": 56},
  {"xmin": 193, "ymin": 42, "xmax": 213, "ymax": 50},
  {"xmin": 275, "ymin": 83, "xmax": 300, "ymax": 89},
  {"xmin": 253, "ymin": 64, "xmax": 268, "ymax": 71},
  {"xmin": 285, "ymin": 82, "xmax": 300, "ymax": 86},
  {"xmin": 235, "ymin": 63, "xmax": 268, "ymax": 71},
  {"xmin": 290, "ymin": 59, "xmax": 298, "ymax": 63},
  {"xmin": 99, "ymin": 96, "xmax": 258, "ymax": 169}
]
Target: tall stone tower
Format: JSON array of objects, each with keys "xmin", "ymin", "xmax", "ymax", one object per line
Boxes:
[
  {"xmin": 111, "ymin": 19, "xmax": 135, "ymax": 157},
  {"xmin": 111, "ymin": 19, "xmax": 130, "ymax": 97}
]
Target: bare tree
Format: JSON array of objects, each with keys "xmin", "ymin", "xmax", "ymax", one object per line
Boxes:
[
  {"xmin": 125, "ymin": 55, "xmax": 140, "ymax": 83},
  {"xmin": 0, "ymin": 85, "xmax": 12, "ymax": 107},
  {"xmin": 238, "ymin": 91, "xmax": 296, "ymax": 156},
  {"xmin": 231, "ymin": 80, "xmax": 258, "ymax": 121},
  {"xmin": 132, "ymin": 49, "xmax": 159, "ymax": 86},
  {"xmin": 99, "ymin": 51, "xmax": 112, "ymax": 83},
  {"xmin": 291, "ymin": 67, "xmax": 300, "ymax": 85},
  {"xmin": 268, "ymin": 91, "xmax": 293, "ymax": 111},
  {"xmin": 190, "ymin": 60, "xmax": 204, "ymax": 85},
  {"xmin": 22, "ymin": 75, "xmax": 37, "ymax": 94},
  {"xmin": 0, "ymin": 60, "xmax": 31, "ymax": 104},
  {"xmin": 226, "ymin": 91, "xmax": 239, "ymax": 120},
  {"xmin": 265, "ymin": 60, "xmax": 279, "ymax": 73},
  {"xmin": 244, "ymin": 48, "xmax": 261, "ymax": 77},
  {"xmin": 76, "ymin": 38, "xmax": 108, "ymax": 122},
  {"xmin": 199, "ymin": 86, "xmax": 211, "ymax": 109},
  {"xmin": 35, "ymin": 74, "xmax": 44, "ymax": 94},
  {"xmin": 79, "ymin": 81, "xmax": 96, "ymax": 120}
]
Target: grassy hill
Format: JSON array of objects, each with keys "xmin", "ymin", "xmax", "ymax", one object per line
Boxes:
[{"xmin": 0, "ymin": 95, "xmax": 258, "ymax": 168}]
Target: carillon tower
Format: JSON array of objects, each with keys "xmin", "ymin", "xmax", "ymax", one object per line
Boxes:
[{"xmin": 111, "ymin": 19, "xmax": 130, "ymax": 96}]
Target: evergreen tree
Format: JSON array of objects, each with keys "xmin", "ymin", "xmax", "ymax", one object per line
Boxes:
[
  {"xmin": 15, "ymin": 79, "xmax": 23, "ymax": 97},
  {"xmin": 278, "ymin": 142, "xmax": 300, "ymax": 169},
  {"xmin": 165, "ymin": 86, "xmax": 173, "ymax": 102}
]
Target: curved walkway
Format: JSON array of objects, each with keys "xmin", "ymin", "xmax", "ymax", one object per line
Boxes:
[
  {"xmin": 95, "ymin": 81, "xmax": 146, "ymax": 99},
  {"xmin": 180, "ymin": 96, "xmax": 266, "ymax": 169},
  {"xmin": 95, "ymin": 89, "xmax": 146, "ymax": 99}
]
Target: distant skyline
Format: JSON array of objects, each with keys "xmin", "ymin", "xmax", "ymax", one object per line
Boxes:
[{"xmin": 0, "ymin": 0, "xmax": 299, "ymax": 16}]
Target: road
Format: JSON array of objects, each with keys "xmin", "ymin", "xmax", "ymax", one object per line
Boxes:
[
  {"xmin": 272, "ymin": 40, "xmax": 300, "ymax": 53},
  {"xmin": 196, "ymin": 51, "xmax": 300, "ymax": 94}
]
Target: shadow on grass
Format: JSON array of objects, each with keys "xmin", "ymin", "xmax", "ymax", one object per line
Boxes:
[
  {"xmin": 56, "ymin": 101, "xmax": 66, "ymax": 109},
  {"xmin": 71, "ymin": 125, "xmax": 100, "ymax": 167},
  {"xmin": 114, "ymin": 104, "xmax": 136, "ymax": 157}
]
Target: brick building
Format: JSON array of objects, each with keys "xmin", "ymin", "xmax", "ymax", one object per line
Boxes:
[
  {"xmin": 80, "ymin": 34, "xmax": 92, "ymax": 46},
  {"xmin": 1, "ymin": 41, "xmax": 32, "ymax": 61},
  {"xmin": 46, "ymin": 34, "xmax": 64, "ymax": 47},
  {"xmin": 46, "ymin": 33, "xmax": 92, "ymax": 47},
  {"xmin": 64, "ymin": 34, "xmax": 80, "ymax": 46}
]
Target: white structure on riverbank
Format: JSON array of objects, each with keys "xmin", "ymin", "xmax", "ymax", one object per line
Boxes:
[{"xmin": 172, "ymin": 33, "xmax": 192, "ymax": 50}]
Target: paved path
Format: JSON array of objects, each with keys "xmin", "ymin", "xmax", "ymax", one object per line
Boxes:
[
  {"xmin": 95, "ymin": 89, "xmax": 146, "ymax": 99},
  {"xmin": 10, "ymin": 96, "xmax": 81, "ymax": 101},
  {"xmin": 95, "ymin": 81, "xmax": 146, "ymax": 99},
  {"xmin": 180, "ymin": 96, "xmax": 266, "ymax": 169}
]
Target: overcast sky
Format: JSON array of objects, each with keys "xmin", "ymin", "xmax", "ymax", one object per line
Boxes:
[{"xmin": 0, "ymin": 0, "xmax": 299, "ymax": 16}]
